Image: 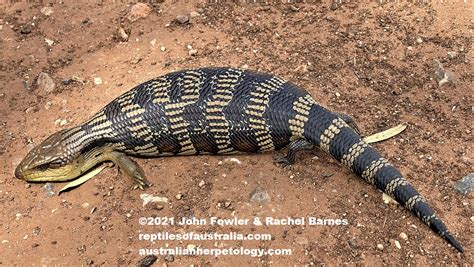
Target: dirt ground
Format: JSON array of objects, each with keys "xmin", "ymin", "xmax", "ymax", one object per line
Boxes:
[{"xmin": 0, "ymin": 0, "xmax": 472, "ymax": 266}]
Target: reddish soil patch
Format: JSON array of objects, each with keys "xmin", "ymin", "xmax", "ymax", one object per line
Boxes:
[{"xmin": 0, "ymin": 1, "xmax": 472, "ymax": 265}]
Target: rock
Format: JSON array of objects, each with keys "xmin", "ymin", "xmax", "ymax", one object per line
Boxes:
[
  {"xmin": 127, "ymin": 3, "xmax": 151, "ymax": 22},
  {"xmin": 175, "ymin": 193, "xmax": 183, "ymax": 200},
  {"xmin": 25, "ymin": 107, "xmax": 36, "ymax": 114},
  {"xmin": 470, "ymin": 216, "xmax": 474, "ymax": 222},
  {"xmin": 43, "ymin": 183, "xmax": 55, "ymax": 196},
  {"xmin": 454, "ymin": 173, "xmax": 474, "ymax": 195},
  {"xmin": 188, "ymin": 49, "xmax": 198, "ymax": 56},
  {"xmin": 348, "ymin": 238, "xmax": 358, "ymax": 249},
  {"xmin": 93, "ymin": 77, "xmax": 102, "ymax": 85},
  {"xmin": 190, "ymin": 11, "xmax": 200, "ymax": 18},
  {"xmin": 376, "ymin": 243, "xmax": 384, "ymax": 250},
  {"xmin": 137, "ymin": 255, "xmax": 158, "ymax": 267},
  {"xmin": 176, "ymin": 14, "xmax": 190, "ymax": 24},
  {"xmin": 382, "ymin": 193, "xmax": 399, "ymax": 205},
  {"xmin": 447, "ymin": 51, "xmax": 458, "ymax": 59},
  {"xmin": 54, "ymin": 118, "xmax": 68, "ymax": 127},
  {"xmin": 392, "ymin": 239, "xmax": 401, "ymax": 249},
  {"xmin": 433, "ymin": 59, "xmax": 455, "ymax": 87},
  {"xmin": 20, "ymin": 24, "xmax": 32, "ymax": 34},
  {"xmin": 40, "ymin": 7, "xmax": 54, "ymax": 16},
  {"xmin": 249, "ymin": 186, "xmax": 271, "ymax": 204},
  {"xmin": 44, "ymin": 38, "xmax": 54, "ymax": 46},
  {"xmin": 399, "ymin": 232, "xmax": 408, "ymax": 241},
  {"xmin": 164, "ymin": 254, "xmax": 174, "ymax": 262},
  {"xmin": 160, "ymin": 46, "xmax": 166, "ymax": 52},
  {"xmin": 36, "ymin": 72, "xmax": 55, "ymax": 93},
  {"xmin": 140, "ymin": 193, "xmax": 169, "ymax": 207},
  {"xmin": 416, "ymin": 37, "xmax": 423, "ymax": 44},
  {"xmin": 198, "ymin": 180, "xmax": 205, "ymax": 187},
  {"xmin": 118, "ymin": 27, "xmax": 128, "ymax": 42},
  {"xmin": 225, "ymin": 158, "xmax": 241, "ymax": 165}
]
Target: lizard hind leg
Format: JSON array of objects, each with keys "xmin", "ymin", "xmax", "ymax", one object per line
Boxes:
[
  {"xmin": 107, "ymin": 151, "xmax": 150, "ymax": 190},
  {"xmin": 334, "ymin": 112, "xmax": 361, "ymax": 135},
  {"xmin": 274, "ymin": 138, "xmax": 314, "ymax": 168}
]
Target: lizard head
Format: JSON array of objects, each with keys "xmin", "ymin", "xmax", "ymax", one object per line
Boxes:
[{"xmin": 15, "ymin": 129, "xmax": 84, "ymax": 182}]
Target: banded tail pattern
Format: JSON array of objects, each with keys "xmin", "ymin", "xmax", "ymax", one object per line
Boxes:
[{"xmin": 302, "ymin": 106, "xmax": 463, "ymax": 252}]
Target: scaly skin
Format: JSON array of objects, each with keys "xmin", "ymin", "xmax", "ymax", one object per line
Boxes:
[{"xmin": 15, "ymin": 67, "xmax": 463, "ymax": 252}]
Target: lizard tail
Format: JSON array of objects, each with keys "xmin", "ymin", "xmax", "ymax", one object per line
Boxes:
[{"xmin": 305, "ymin": 110, "xmax": 463, "ymax": 252}]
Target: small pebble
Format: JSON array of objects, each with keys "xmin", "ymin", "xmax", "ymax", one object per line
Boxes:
[
  {"xmin": 454, "ymin": 173, "xmax": 474, "ymax": 195},
  {"xmin": 20, "ymin": 25, "xmax": 32, "ymax": 34},
  {"xmin": 187, "ymin": 244, "xmax": 196, "ymax": 250},
  {"xmin": 447, "ymin": 51, "xmax": 458, "ymax": 59},
  {"xmin": 164, "ymin": 254, "xmax": 174, "ymax": 262},
  {"xmin": 190, "ymin": 11, "xmax": 200, "ymax": 18},
  {"xmin": 94, "ymin": 77, "xmax": 102, "ymax": 85},
  {"xmin": 175, "ymin": 193, "xmax": 183, "ymax": 200},
  {"xmin": 43, "ymin": 183, "xmax": 55, "ymax": 196},
  {"xmin": 470, "ymin": 216, "xmax": 474, "ymax": 222},
  {"xmin": 399, "ymin": 232, "xmax": 408, "ymax": 240},
  {"xmin": 394, "ymin": 240, "xmax": 401, "ymax": 249},
  {"xmin": 138, "ymin": 255, "xmax": 157, "ymax": 267},
  {"xmin": 416, "ymin": 37, "xmax": 423, "ymax": 44},
  {"xmin": 36, "ymin": 72, "xmax": 55, "ymax": 93},
  {"xmin": 433, "ymin": 59, "xmax": 455, "ymax": 87},
  {"xmin": 188, "ymin": 49, "xmax": 198, "ymax": 56},
  {"xmin": 140, "ymin": 193, "xmax": 169, "ymax": 207},
  {"xmin": 198, "ymin": 180, "xmax": 205, "ymax": 187},
  {"xmin": 160, "ymin": 46, "xmax": 166, "ymax": 52},
  {"xmin": 54, "ymin": 119, "xmax": 68, "ymax": 127},
  {"xmin": 44, "ymin": 38, "xmax": 54, "ymax": 46},
  {"xmin": 348, "ymin": 238, "xmax": 358, "ymax": 249},
  {"xmin": 127, "ymin": 3, "xmax": 151, "ymax": 22},
  {"xmin": 249, "ymin": 186, "xmax": 271, "ymax": 204},
  {"xmin": 176, "ymin": 15, "xmax": 189, "ymax": 24},
  {"xmin": 40, "ymin": 7, "xmax": 54, "ymax": 16},
  {"xmin": 227, "ymin": 158, "xmax": 241, "ymax": 165},
  {"xmin": 25, "ymin": 107, "xmax": 36, "ymax": 114}
]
